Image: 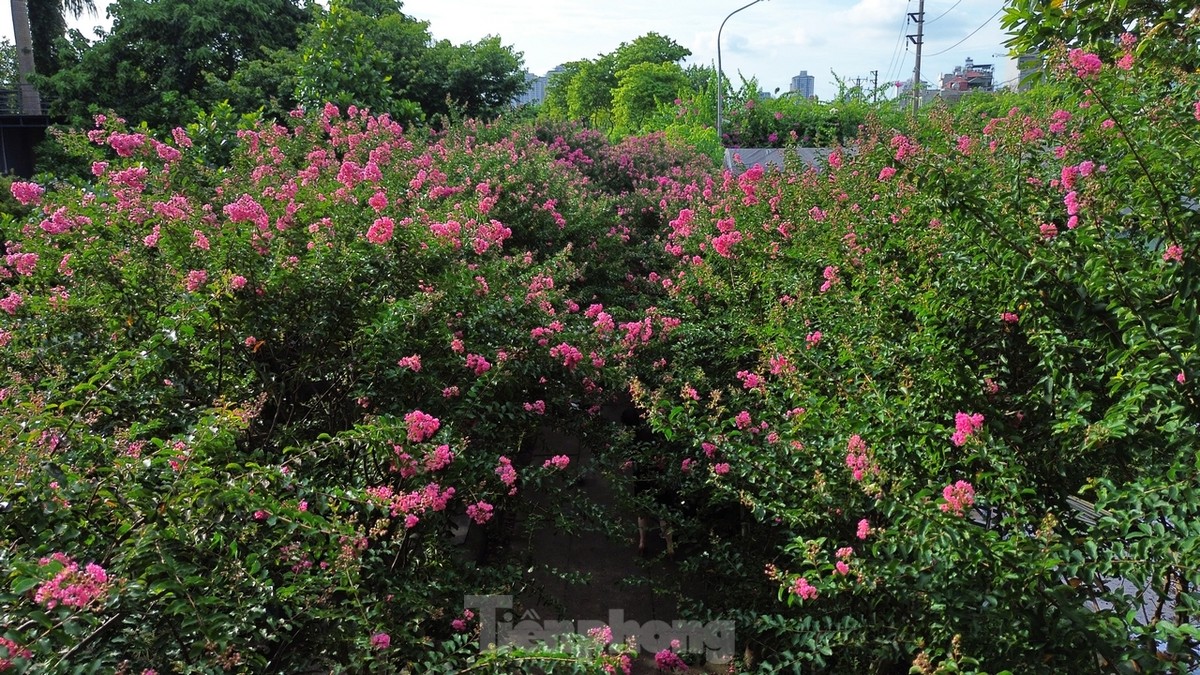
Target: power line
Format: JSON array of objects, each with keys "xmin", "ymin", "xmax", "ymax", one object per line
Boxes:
[
  {"xmin": 925, "ymin": 0, "xmax": 963, "ymax": 24},
  {"xmin": 884, "ymin": 0, "xmax": 911, "ymax": 84},
  {"xmin": 926, "ymin": 7, "xmax": 1003, "ymax": 57}
]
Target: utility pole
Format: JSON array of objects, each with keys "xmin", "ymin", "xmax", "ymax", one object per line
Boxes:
[
  {"xmin": 871, "ymin": 70, "xmax": 878, "ymax": 103},
  {"xmin": 11, "ymin": 0, "xmax": 42, "ymax": 115},
  {"xmin": 907, "ymin": 0, "xmax": 925, "ymax": 116}
]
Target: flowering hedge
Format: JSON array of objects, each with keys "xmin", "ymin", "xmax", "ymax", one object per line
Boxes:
[
  {"xmin": 616, "ymin": 38, "xmax": 1200, "ymax": 673},
  {"xmin": 0, "ymin": 106, "xmax": 705, "ymax": 672},
  {"xmin": 5, "ymin": 23, "xmax": 1200, "ymax": 675}
]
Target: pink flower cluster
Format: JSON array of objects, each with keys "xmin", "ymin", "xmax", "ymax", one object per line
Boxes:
[
  {"xmin": 587, "ymin": 624, "xmax": 613, "ymax": 645},
  {"xmin": 734, "ymin": 410, "xmax": 752, "ymax": 430},
  {"xmin": 1068, "ymin": 48, "xmax": 1103, "ymax": 78},
  {"xmin": 1163, "ymin": 244, "xmax": 1184, "ymax": 263},
  {"xmin": 397, "ymin": 354, "xmax": 421, "ymax": 371},
  {"xmin": 9, "ymin": 181, "xmax": 43, "ymax": 205},
  {"xmin": 940, "ymin": 480, "xmax": 976, "ymax": 516},
  {"xmin": 465, "ymin": 353, "xmax": 492, "ymax": 376},
  {"xmin": 736, "ymin": 370, "xmax": 764, "ymax": 390},
  {"xmin": 523, "ymin": 400, "xmax": 546, "ymax": 415},
  {"xmin": 496, "ymin": 456, "xmax": 517, "ymax": 494},
  {"xmin": 466, "ymin": 501, "xmax": 494, "ymax": 524},
  {"xmin": 5, "ymin": 252, "xmax": 36, "ymax": 276},
  {"xmin": 34, "ymin": 553, "xmax": 110, "ymax": 610},
  {"xmin": 833, "ymin": 547, "xmax": 853, "ymax": 576},
  {"xmin": 805, "ymin": 331, "xmax": 822, "ymax": 348},
  {"xmin": 0, "ymin": 637, "xmax": 31, "ymax": 670},
  {"xmin": 0, "ymin": 292, "xmax": 22, "ymax": 315},
  {"xmin": 185, "ymin": 269, "xmax": 207, "ymax": 292},
  {"xmin": 891, "ymin": 134, "xmax": 919, "ymax": 161},
  {"xmin": 856, "ymin": 518, "xmax": 871, "ymax": 540},
  {"xmin": 791, "ymin": 576, "xmax": 818, "ymax": 600},
  {"xmin": 549, "ymin": 342, "xmax": 583, "ymax": 370},
  {"xmin": 370, "ymin": 632, "xmax": 390, "ymax": 649},
  {"xmin": 404, "ymin": 410, "xmax": 440, "ymax": 442},
  {"xmin": 951, "ymin": 411, "xmax": 984, "ymax": 447},
  {"xmin": 711, "ymin": 230, "xmax": 744, "ymax": 258},
  {"xmin": 845, "ymin": 434, "xmax": 876, "ymax": 481},
  {"xmin": 654, "ymin": 647, "xmax": 688, "ymax": 673},
  {"xmin": 366, "ymin": 216, "xmax": 395, "ymax": 244},
  {"xmin": 543, "ymin": 455, "xmax": 570, "ymax": 470},
  {"xmin": 424, "ymin": 444, "xmax": 453, "ymax": 471},
  {"xmin": 451, "ymin": 609, "xmax": 476, "ymax": 632},
  {"xmin": 820, "ymin": 265, "xmax": 840, "ymax": 293}
]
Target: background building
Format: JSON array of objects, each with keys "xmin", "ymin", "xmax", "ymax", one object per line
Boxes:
[
  {"xmin": 789, "ymin": 70, "xmax": 815, "ymax": 99},
  {"xmin": 512, "ymin": 65, "xmax": 565, "ymax": 107},
  {"xmin": 939, "ymin": 58, "xmax": 995, "ymax": 93}
]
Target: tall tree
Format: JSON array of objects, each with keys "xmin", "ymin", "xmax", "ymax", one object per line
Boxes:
[
  {"xmin": 40, "ymin": 0, "xmax": 313, "ymax": 127},
  {"xmin": 293, "ymin": 1, "xmax": 525, "ymax": 123},
  {"xmin": 26, "ymin": 0, "xmax": 96, "ymax": 76}
]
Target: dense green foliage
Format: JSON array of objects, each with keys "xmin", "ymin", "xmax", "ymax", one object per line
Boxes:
[
  {"xmin": 34, "ymin": 0, "xmax": 527, "ymax": 129},
  {"xmin": 6, "ymin": 1, "xmax": 1200, "ymax": 673}
]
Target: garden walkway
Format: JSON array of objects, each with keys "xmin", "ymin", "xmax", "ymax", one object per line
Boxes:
[{"xmin": 512, "ymin": 411, "xmax": 726, "ymax": 674}]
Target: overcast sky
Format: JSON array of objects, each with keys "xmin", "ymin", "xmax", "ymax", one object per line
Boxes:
[{"xmin": 2, "ymin": 0, "xmax": 1018, "ymax": 101}]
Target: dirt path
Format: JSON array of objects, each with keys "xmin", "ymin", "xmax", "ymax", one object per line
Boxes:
[{"xmin": 507, "ymin": 418, "xmax": 726, "ymax": 674}]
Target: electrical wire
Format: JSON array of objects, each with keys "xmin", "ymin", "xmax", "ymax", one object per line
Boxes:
[
  {"xmin": 926, "ymin": 7, "xmax": 1003, "ymax": 57},
  {"xmin": 884, "ymin": 0, "xmax": 911, "ymax": 84},
  {"xmin": 925, "ymin": 0, "xmax": 963, "ymax": 24}
]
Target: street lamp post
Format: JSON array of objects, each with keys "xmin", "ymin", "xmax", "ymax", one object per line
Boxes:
[{"xmin": 716, "ymin": 0, "xmax": 768, "ymax": 147}]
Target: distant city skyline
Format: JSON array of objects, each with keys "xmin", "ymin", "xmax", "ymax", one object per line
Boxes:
[{"xmin": 1, "ymin": 0, "xmax": 1019, "ymax": 101}]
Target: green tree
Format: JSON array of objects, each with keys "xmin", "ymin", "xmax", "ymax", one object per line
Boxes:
[
  {"xmin": 40, "ymin": 0, "xmax": 313, "ymax": 127},
  {"xmin": 612, "ymin": 31, "xmax": 690, "ymax": 72},
  {"xmin": 542, "ymin": 60, "xmax": 586, "ymax": 121},
  {"xmin": 542, "ymin": 32, "xmax": 691, "ymax": 129},
  {"xmin": 611, "ymin": 61, "xmax": 688, "ymax": 134},
  {"xmin": 292, "ymin": 2, "xmax": 525, "ymax": 124},
  {"xmin": 26, "ymin": 0, "xmax": 97, "ymax": 77},
  {"xmin": 294, "ymin": 2, "xmax": 408, "ymax": 116},
  {"xmin": 566, "ymin": 56, "xmax": 616, "ymax": 128}
]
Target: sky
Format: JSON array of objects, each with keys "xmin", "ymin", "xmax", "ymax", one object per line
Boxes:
[{"xmin": 1, "ymin": 0, "xmax": 1019, "ymax": 101}]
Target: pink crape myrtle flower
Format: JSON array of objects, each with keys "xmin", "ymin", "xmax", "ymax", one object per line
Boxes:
[
  {"xmin": 1068, "ymin": 48, "xmax": 1103, "ymax": 78},
  {"xmin": 791, "ymin": 576, "xmax": 819, "ymax": 600},
  {"xmin": 404, "ymin": 410, "xmax": 440, "ymax": 442},
  {"xmin": 940, "ymin": 480, "xmax": 976, "ymax": 516},
  {"xmin": 466, "ymin": 501, "xmax": 494, "ymax": 524},
  {"xmin": 0, "ymin": 290, "xmax": 23, "ymax": 317},
  {"xmin": 845, "ymin": 434, "xmax": 875, "ymax": 481},
  {"xmin": 820, "ymin": 265, "xmax": 840, "ymax": 293},
  {"xmin": 856, "ymin": 518, "xmax": 871, "ymax": 540},
  {"xmin": 366, "ymin": 216, "xmax": 395, "ymax": 244},
  {"xmin": 951, "ymin": 412, "xmax": 985, "ymax": 447},
  {"xmin": 9, "ymin": 181, "xmax": 44, "ymax": 205},
  {"xmin": 397, "ymin": 354, "xmax": 421, "ymax": 371},
  {"xmin": 370, "ymin": 632, "xmax": 391, "ymax": 649},
  {"xmin": 34, "ymin": 554, "xmax": 110, "ymax": 610},
  {"xmin": 654, "ymin": 648, "xmax": 688, "ymax": 673},
  {"xmin": 465, "ymin": 353, "xmax": 492, "ymax": 376},
  {"xmin": 543, "ymin": 455, "xmax": 570, "ymax": 470},
  {"xmin": 185, "ymin": 269, "xmax": 208, "ymax": 292},
  {"xmin": 0, "ymin": 637, "xmax": 31, "ymax": 668}
]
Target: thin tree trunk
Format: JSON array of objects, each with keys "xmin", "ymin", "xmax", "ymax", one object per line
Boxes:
[{"xmin": 11, "ymin": 0, "xmax": 42, "ymax": 114}]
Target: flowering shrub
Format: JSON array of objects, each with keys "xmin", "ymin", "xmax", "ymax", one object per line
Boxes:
[
  {"xmin": 615, "ymin": 31, "xmax": 1200, "ymax": 673},
  {"xmin": 0, "ymin": 107, "xmax": 709, "ymax": 672}
]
